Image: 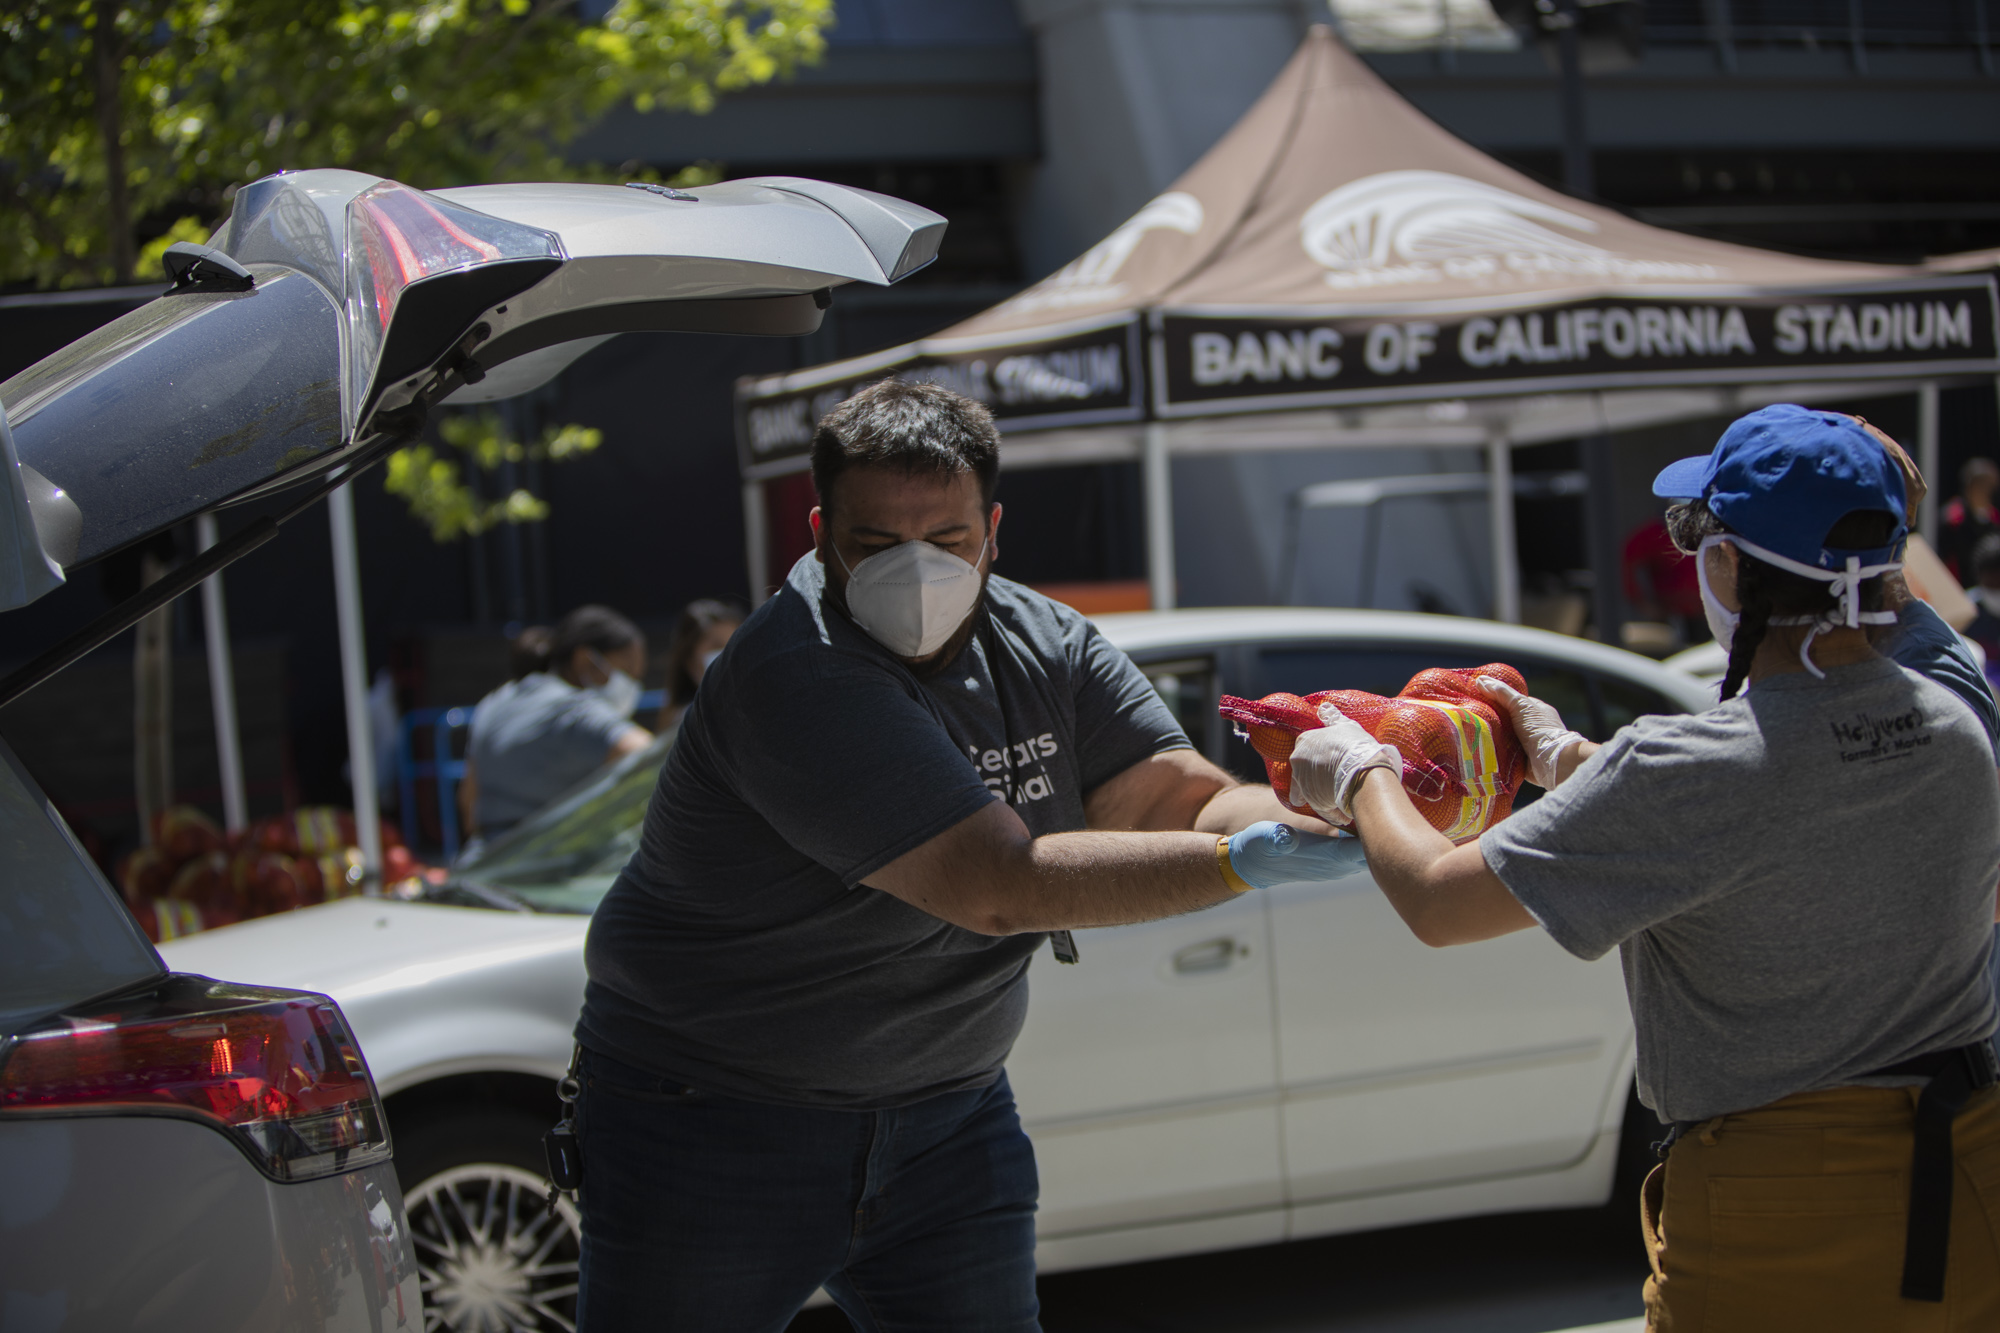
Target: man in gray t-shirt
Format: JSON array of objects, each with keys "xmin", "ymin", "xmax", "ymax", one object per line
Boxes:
[{"xmin": 572, "ymin": 381, "xmax": 1366, "ymax": 1332}]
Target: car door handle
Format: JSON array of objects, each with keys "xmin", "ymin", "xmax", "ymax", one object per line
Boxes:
[{"xmin": 1172, "ymin": 937, "xmax": 1246, "ymax": 975}]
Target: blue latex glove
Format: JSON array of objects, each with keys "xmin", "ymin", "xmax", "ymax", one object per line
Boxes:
[{"xmin": 1226, "ymin": 820, "xmax": 1370, "ymax": 890}]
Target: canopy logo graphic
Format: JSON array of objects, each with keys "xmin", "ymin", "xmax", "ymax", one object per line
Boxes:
[
  {"xmin": 1300, "ymin": 170, "xmax": 1721, "ymax": 289},
  {"xmin": 1007, "ymin": 192, "xmax": 1204, "ymax": 313}
]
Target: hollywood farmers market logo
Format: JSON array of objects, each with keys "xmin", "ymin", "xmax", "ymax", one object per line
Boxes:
[
  {"xmin": 1299, "ymin": 170, "xmax": 1723, "ymax": 289},
  {"xmin": 1004, "ymin": 192, "xmax": 1205, "ymax": 314}
]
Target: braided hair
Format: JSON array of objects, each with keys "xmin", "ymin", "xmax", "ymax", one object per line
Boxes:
[{"xmin": 1665, "ymin": 501, "xmax": 1902, "ymax": 702}]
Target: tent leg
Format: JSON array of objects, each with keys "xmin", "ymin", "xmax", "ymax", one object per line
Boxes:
[
  {"xmin": 1144, "ymin": 423, "xmax": 1176, "ymax": 611},
  {"xmin": 1582, "ymin": 434, "xmax": 1623, "ymax": 647},
  {"xmin": 1487, "ymin": 431, "xmax": 1520, "ymax": 624},
  {"xmin": 1918, "ymin": 381, "xmax": 1940, "ymax": 546},
  {"xmin": 743, "ymin": 480, "xmax": 770, "ymax": 608},
  {"xmin": 196, "ymin": 514, "xmax": 248, "ymax": 833},
  {"xmin": 328, "ymin": 481, "xmax": 382, "ymax": 887}
]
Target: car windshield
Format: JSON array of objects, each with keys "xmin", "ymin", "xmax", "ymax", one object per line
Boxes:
[{"xmin": 446, "ymin": 729, "xmax": 674, "ymax": 914}]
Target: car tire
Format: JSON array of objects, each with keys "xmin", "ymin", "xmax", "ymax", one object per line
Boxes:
[{"xmin": 395, "ymin": 1106, "xmax": 580, "ymax": 1333}]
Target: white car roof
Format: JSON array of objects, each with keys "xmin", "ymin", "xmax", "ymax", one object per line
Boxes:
[{"xmin": 1091, "ymin": 607, "xmax": 1716, "ymax": 713}]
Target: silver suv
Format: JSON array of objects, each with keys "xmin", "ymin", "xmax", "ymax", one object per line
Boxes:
[
  {"xmin": 0, "ymin": 734, "xmax": 420, "ymax": 1328},
  {"xmin": 0, "ymin": 167, "xmax": 944, "ymax": 1330}
]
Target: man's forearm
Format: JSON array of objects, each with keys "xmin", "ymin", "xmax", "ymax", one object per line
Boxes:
[
  {"xmin": 987, "ymin": 829, "xmax": 1239, "ymax": 934},
  {"xmin": 866, "ymin": 801, "xmax": 1237, "ymax": 936},
  {"xmin": 1193, "ymin": 782, "xmax": 1334, "ymax": 836}
]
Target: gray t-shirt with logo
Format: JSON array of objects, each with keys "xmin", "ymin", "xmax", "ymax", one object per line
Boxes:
[
  {"xmin": 1483, "ymin": 656, "xmax": 1999, "ymax": 1125},
  {"xmin": 578, "ymin": 554, "xmax": 1189, "ymax": 1109}
]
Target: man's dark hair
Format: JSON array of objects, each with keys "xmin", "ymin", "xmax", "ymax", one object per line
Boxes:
[
  {"xmin": 811, "ymin": 380, "xmax": 1001, "ymax": 518},
  {"xmin": 549, "ymin": 604, "xmax": 643, "ymax": 670},
  {"xmin": 1666, "ymin": 501, "xmax": 1901, "ymax": 702}
]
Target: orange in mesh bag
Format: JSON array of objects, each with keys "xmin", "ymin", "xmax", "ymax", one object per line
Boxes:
[{"xmin": 1218, "ymin": 664, "xmax": 1529, "ymax": 842}]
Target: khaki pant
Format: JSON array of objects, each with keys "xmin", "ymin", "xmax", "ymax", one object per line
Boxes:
[{"xmin": 1642, "ymin": 1083, "xmax": 2000, "ymax": 1332}]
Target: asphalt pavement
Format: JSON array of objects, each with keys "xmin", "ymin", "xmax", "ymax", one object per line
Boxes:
[{"xmin": 789, "ymin": 1202, "xmax": 1650, "ymax": 1333}]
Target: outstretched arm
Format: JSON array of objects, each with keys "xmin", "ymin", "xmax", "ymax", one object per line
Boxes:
[
  {"xmin": 1346, "ymin": 769, "xmax": 1536, "ymax": 947},
  {"xmin": 1081, "ymin": 748, "xmax": 1335, "ymax": 836},
  {"xmin": 867, "ymin": 751, "xmax": 1358, "ymax": 936},
  {"xmin": 865, "ymin": 800, "xmax": 1236, "ymax": 935},
  {"xmin": 1284, "ymin": 704, "xmax": 1536, "ymax": 947}
]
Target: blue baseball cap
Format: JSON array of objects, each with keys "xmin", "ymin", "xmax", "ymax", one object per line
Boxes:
[{"xmin": 1651, "ymin": 404, "xmax": 1907, "ymax": 569}]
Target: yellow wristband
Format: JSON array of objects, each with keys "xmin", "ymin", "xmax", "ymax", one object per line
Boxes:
[{"xmin": 1216, "ymin": 836, "xmax": 1256, "ymax": 893}]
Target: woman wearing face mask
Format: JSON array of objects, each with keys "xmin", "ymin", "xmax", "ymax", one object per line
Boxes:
[
  {"xmin": 654, "ymin": 598, "xmax": 744, "ymax": 733},
  {"xmin": 459, "ymin": 604, "xmax": 653, "ymax": 846},
  {"xmin": 1288, "ymin": 404, "xmax": 2000, "ymax": 1330}
]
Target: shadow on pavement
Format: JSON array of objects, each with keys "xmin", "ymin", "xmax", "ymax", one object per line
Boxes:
[{"xmin": 789, "ymin": 1203, "xmax": 1648, "ymax": 1333}]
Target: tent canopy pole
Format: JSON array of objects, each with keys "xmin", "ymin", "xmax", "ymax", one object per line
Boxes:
[
  {"xmin": 1487, "ymin": 430, "xmax": 1520, "ymax": 624},
  {"xmin": 743, "ymin": 480, "xmax": 771, "ymax": 607},
  {"xmin": 1918, "ymin": 382, "xmax": 1941, "ymax": 546},
  {"xmin": 1143, "ymin": 423, "xmax": 1175, "ymax": 610},
  {"xmin": 328, "ymin": 481, "xmax": 382, "ymax": 886},
  {"xmin": 195, "ymin": 514, "xmax": 248, "ymax": 832}
]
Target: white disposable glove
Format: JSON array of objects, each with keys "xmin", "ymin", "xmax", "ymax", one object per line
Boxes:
[
  {"xmin": 1476, "ymin": 675, "xmax": 1586, "ymax": 790},
  {"xmin": 1288, "ymin": 704, "xmax": 1403, "ymax": 827}
]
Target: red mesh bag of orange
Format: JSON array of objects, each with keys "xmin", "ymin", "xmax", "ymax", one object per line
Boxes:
[{"xmin": 1218, "ymin": 664, "xmax": 1529, "ymax": 843}]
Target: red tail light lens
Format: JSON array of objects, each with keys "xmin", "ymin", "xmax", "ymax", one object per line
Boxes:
[
  {"xmin": 1, "ymin": 975, "xmax": 391, "ymax": 1183},
  {"xmin": 343, "ymin": 180, "xmax": 563, "ymax": 422}
]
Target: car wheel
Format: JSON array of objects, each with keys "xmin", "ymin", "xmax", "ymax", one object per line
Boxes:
[{"xmin": 397, "ymin": 1108, "xmax": 580, "ymax": 1333}]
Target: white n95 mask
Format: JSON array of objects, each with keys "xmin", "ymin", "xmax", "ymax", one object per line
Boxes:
[
  {"xmin": 584, "ymin": 650, "xmax": 642, "ymax": 719},
  {"xmin": 1695, "ymin": 536, "xmax": 1740, "ymax": 653},
  {"xmin": 836, "ymin": 536, "xmax": 988, "ymax": 658}
]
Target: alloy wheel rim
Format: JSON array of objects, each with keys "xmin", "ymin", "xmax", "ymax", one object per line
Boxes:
[{"xmin": 407, "ymin": 1162, "xmax": 581, "ymax": 1333}]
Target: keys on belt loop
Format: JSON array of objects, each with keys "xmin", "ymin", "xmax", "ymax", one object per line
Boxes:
[{"xmin": 544, "ymin": 1044, "xmax": 585, "ymax": 1218}]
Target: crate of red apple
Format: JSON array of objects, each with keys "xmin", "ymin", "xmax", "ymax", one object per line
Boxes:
[{"xmin": 116, "ymin": 806, "xmax": 441, "ymax": 942}]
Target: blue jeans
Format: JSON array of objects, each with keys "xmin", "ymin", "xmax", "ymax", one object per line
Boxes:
[{"xmin": 573, "ymin": 1047, "xmax": 1041, "ymax": 1332}]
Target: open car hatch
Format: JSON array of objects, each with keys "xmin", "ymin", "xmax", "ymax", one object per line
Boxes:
[{"xmin": 0, "ymin": 170, "xmax": 943, "ymax": 700}]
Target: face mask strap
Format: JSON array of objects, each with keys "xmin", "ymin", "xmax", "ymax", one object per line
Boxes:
[{"xmin": 1711, "ymin": 535, "xmax": 1898, "ymax": 679}]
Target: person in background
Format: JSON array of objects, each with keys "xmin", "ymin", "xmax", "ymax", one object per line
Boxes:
[
  {"xmin": 1960, "ymin": 536, "xmax": 2000, "ymax": 691},
  {"xmin": 459, "ymin": 605, "xmax": 653, "ymax": 845},
  {"xmin": 507, "ymin": 624, "xmax": 555, "ymax": 681},
  {"xmin": 654, "ymin": 598, "xmax": 745, "ymax": 732},
  {"xmin": 1940, "ymin": 456, "xmax": 1999, "ymax": 580},
  {"xmin": 1622, "ymin": 510, "xmax": 1706, "ymax": 642}
]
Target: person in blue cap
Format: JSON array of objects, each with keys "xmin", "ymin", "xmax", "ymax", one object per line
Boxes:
[{"xmin": 1282, "ymin": 403, "xmax": 2000, "ymax": 1330}]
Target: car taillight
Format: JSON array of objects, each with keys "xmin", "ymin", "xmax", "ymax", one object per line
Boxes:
[
  {"xmin": 344, "ymin": 180, "xmax": 562, "ymax": 417},
  {"xmin": 0, "ymin": 974, "xmax": 392, "ymax": 1183}
]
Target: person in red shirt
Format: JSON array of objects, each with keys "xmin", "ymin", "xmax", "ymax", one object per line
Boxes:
[
  {"xmin": 1622, "ymin": 512, "xmax": 1704, "ymax": 641},
  {"xmin": 1940, "ymin": 457, "xmax": 1999, "ymax": 581}
]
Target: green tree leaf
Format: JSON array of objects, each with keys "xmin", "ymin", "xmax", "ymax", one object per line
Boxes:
[
  {"xmin": 386, "ymin": 410, "xmax": 603, "ymax": 542},
  {"xmin": 0, "ymin": 0, "xmax": 830, "ymax": 287}
]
